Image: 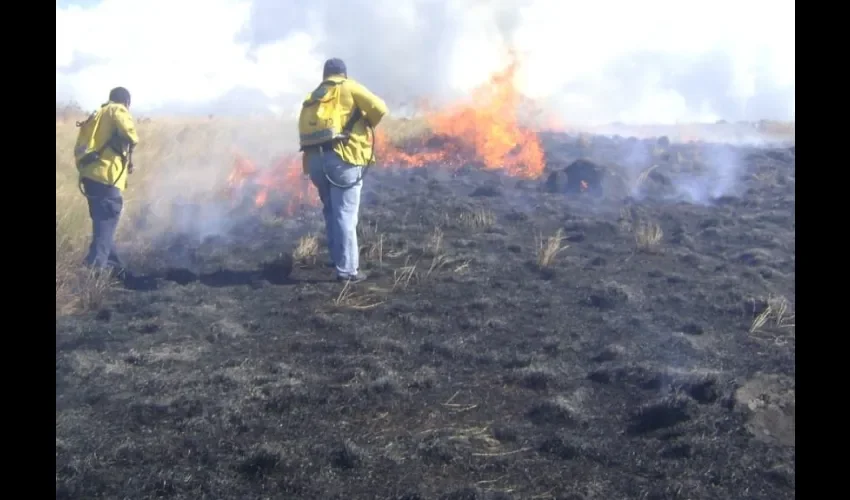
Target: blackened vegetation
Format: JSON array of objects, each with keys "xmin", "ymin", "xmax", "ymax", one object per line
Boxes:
[{"xmin": 57, "ymin": 133, "xmax": 795, "ymax": 499}]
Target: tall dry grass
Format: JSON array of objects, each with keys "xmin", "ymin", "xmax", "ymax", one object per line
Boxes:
[
  {"xmin": 55, "ymin": 105, "xmax": 424, "ymax": 314},
  {"xmin": 56, "ymin": 110, "xmax": 301, "ymax": 313},
  {"xmin": 56, "ymin": 102, "xmax": 794, "ymax": 314}
]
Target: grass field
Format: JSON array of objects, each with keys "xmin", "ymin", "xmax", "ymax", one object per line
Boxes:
[
  {"xmin": 56, "ymin": 109, "xmax": 433, "ymax": 313},
  {"xmin": 54, "ymin": 108, "xmax": 794, "ymax": 316},
  {"xmin": 56, "ymin": 102, "xmax": 795, "ymax": 499}
]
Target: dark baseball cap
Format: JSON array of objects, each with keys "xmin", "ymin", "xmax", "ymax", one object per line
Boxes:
[
  {"xmin": 323, "ymin": 58, "xmax": 347, "ymax": 78},
  {"xmin": 108, "ymin": 87, "xmax": 131, "ymax": 106}
]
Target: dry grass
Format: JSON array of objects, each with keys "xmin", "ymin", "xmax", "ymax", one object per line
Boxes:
[
  {"xmin": 57, "ymin": 113, "xmax": 290, "ymax": 310},
  {"xmin": 57, "ymin": 103, "xmax": 792, "ymax": 317},
  {"xmin": 358, "ymin": 221, "xmax": 386, "ymax": 265},
  {"xmin": 536, "ymin": 229, "xmax": 569, "ymax": 269},
  {"xmin": 76, "ymin": 269, "xmax": 120, "ymax": 311},
  {"xmin": 426, "ymin": 227, "xmax": 444, "ymax": 256},
  {"xmin": 456, "ymin": 209, "xmax": 496, "ymax": 230},
  {"xmin": 618, "ymin": 206, "xmax": 635, "ymax": 233},
  {"xmin": 634, "ymin": 220, "xmax": 664, "ymax": 253},
  {"xmin": 392, "ymin": 260, "xmax": 420, "ymax": 291},
  {"xmin": 56, "ymin": 264, "xmax": 118, "ymax": 314},
  {"xmin": 749, "ymin": 295, "xmax": 795, "ymax": 335},
  {"xmin": 378, "ymin": 116, "xmax": 432, "ymax": 144},
  {"xmin": 293, "ymin": 234, "xmax": 320, "ymax": 265},
  {"xmin": 330, "ymin": 237, "xmax": 461, "ymax": 309},
  {"xmin": 757, "ymin": 120, "xmax": 796, "ymax": 141},
  {"xmin": 55, "ymin": 105, "xmax": 418, "ymax": 315},
  {"xmin": 332, "ymin": 280, "xmax": 385, "ymax": 310},
  {"xmin": 636, "ymin": 164, "xmax": 659, "ymax": 186}
]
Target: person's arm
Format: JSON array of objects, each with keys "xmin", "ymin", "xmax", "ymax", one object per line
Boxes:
[
  {"xmin": 111, "ymin": 105, "xmax": 139, "ymax": 171},
  {"xmin": 112, "ymin": 105, "xmax": 139, "ymax": 145},
  {"xmin": 349, "ymin": 81, "xmax": 388, "ymax": 128}
]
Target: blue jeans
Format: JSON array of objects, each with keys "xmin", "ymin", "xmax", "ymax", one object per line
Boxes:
[
  {"xmin": 306, "ymin": 151, "xmax": 363, "ymax": 277},
  {"xmin": 81, "ymin": 177, "xmax": 126, "ymax": 271}
]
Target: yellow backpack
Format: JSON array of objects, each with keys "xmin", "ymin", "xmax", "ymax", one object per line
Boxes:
[
  {"xmin": 298, "ymin": 79, "xmax": 362, "ymax": 150},
  {"xmin": 73, "ymin": 105, "xmax": 109, "ymax": 168}
]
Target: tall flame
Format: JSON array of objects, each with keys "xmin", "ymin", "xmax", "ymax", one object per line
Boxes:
[{"xmin": 376, "ymin": 52, "xmax": 545, "ymax": 178}]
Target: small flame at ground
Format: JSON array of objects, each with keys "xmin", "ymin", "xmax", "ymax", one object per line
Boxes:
[{"xmin": 226, "ymin": 153, "xmax": 319, "ymax": 216}]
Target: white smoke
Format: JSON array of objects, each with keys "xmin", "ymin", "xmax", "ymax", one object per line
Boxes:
[
  {"xmin": 674, "ymin": 144, "xmax": 745, "ymax": 204},
  {"xmin": 58, "ymin": 0, "xmax": 794, "ymax": 125}
]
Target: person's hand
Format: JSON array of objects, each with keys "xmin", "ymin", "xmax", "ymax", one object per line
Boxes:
[{"xmin": 128, "ymin": 162, "xmax": 135, "ymax": 174}]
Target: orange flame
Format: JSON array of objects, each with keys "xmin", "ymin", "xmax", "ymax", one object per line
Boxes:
[
  {"xmin": 226, "ymin": 153, "xmax": 319, "ymax": 215},
  {"xmin": 225, "ymin": 51, "xmax": 550, "ymax": 216},
  {"xmin": 376, "ymin": 52, "xmax": 545, "ymax": 179}
]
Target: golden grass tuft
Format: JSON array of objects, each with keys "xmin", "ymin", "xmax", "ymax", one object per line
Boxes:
[
  {"xmin": 456, "ymin": 209, "xmax": 496, "ymax": 230},
  {"xmin": 635, "ymin": 164, "xmax": 659, "ymax": 186},
  {"xmin": 293, "ymin": 234, "xmax": 320, "ymax": 265},
  {"xmin": 358, "ymin": 221, "xmax": 386, "ymax": 265},
  {"xmin": 749, "ymin": 295, "xmax": 795, "ymax": 335},
  {"xmin": 332, "ymin": 280, "xmax": 385, "ymax": 310},
  {"xmin": 634, "ymin": 220, "xmax": 663, "ymax": 253},
  {"xmin": 392, "ymin": 260, "xmax": 420, "ymax": 291},
  {"xmin": 536, "ymin": 228, "xmax": 569, "ymax": 269},
  {"xmin": 56, "ymin": 264, "xmax": 118, "ymax": 314}
]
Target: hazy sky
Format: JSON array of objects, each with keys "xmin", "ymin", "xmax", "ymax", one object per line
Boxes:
[{"xmin": 56, "ymin": 0, "xmax": 795, "ymax": 125}]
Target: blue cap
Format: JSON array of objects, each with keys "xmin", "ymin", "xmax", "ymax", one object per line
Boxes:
[{"xmin": 323, "ymin": 58, "xmax": 347, "ymax": 78}]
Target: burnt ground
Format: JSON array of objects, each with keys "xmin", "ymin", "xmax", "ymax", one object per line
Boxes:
[{"xmin": 56, "ymin": 133, "xmax": 795, "ymax": 500}]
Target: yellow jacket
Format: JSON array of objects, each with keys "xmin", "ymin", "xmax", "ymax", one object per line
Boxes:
[
  {"xmin": 78, "ymin": 102, "xmax": 140, "ymax": 191},
  {"xmin": 301, "ymin": 74, "xmax": 388, "ymax": 173}
]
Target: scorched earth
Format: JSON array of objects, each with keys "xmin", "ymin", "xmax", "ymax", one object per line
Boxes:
[{"xmin": 56, "ymin": 124, "xmax": 795, "ymax": 499}]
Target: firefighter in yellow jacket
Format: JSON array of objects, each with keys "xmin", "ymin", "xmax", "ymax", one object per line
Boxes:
[
  {"xmin": 74, "ymin": 87, "xmax": 139, "ymax": 275},
  {"xmin": 299, "ymin": 58, "xmax": 388, "ymax": 282}
]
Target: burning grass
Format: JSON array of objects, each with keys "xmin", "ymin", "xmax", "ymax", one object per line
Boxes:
[
  {"xmin": 55, "ymin": 49, "xmax": 795, "ymax": 315},
  {"xmin": 54, "ymin": 110, "xmax": 444, "ymax": 313},
  {"xmin": 55, "ymin": 54, "xmax": 544, "ymax": 314},
  {"xmin": 56, "ymin": 115, "xmax": 292, "ymax": 312},
  {"xmin": 375, "ymin": 54, "xmax": 545, "ymax": 178}
]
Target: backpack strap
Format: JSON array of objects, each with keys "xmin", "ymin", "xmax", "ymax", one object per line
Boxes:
[
  {"xmin": 333, "ymin": 78, "xmax": 366, "ymax": 136},
  {"xmin": 341, "ymin": 107, "xmax": 364, "ymax": 137}
]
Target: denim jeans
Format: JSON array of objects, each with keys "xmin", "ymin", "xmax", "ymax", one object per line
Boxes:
[
  {"xmin": 306, "ymin": 150, "xmax": 363, "ymax": 277},
  {"xmin": 81, "ymin": 177, "xmax": 126, "ymax": 271}
]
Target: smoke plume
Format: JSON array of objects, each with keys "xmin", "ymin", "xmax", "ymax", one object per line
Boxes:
[{"xmin": 57, "ymin": 0, "xmax": 794, "ymax": 124}]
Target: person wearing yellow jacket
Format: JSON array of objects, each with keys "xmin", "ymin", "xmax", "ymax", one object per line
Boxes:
[
  {"xmin": 75, "ymin": 87, "xmax": 139, "ymax": 275},
  {"xmin": 301, "ymin": 58, "xmax": 388, "ymax": 282}
]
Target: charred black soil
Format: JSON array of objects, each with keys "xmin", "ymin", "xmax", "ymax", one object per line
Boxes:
[{"xmin": 56, "ymin": 134, "xmax": 795, "ymax": 499}]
